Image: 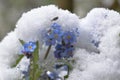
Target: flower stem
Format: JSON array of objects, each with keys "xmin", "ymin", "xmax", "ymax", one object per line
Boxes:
[
  {"xmin": 30, "ymin": 41, "xmax": 40, "ymax": 80},
  {"xmin": 44, "ymin": 45, "xmax": 52, "ymax": 59}
]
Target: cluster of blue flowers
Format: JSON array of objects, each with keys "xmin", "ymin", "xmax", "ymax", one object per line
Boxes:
[
  {"xmin": 44, "ymin": 23, "xmax": 78, "ymax": 59},
  {"xmin": 44, "ymin": 23, "xmax": 63, "ymax": 46},
  {"xmin": 18, "ymin": 22, "xmax": 79, "ymax": 80},
  {"xmin": 54, "ymin": 44, "xmax": 74, "ymax": 59},
  {"xmin": 21, "ymin": 41, "xmax": 36, "ymax": 58}
]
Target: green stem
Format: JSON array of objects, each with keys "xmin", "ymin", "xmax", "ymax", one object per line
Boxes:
[
  {"xmin": 30, "ymin": 41, "xmax": 40, "ymax": 80},
  {"xmin": 44, "ymin": 45, "xmax": 52, "ymax": 59},
  {"xmin": 12, "ymin": 55, "xmax": 24, "ymax": 67},
  {"xmin": 33, "ymin": 57, "xmax": 35, "ymax": 80},
  {"xmin": 30, "ymin": 57, "xmax": 33, "ymax": 80}
]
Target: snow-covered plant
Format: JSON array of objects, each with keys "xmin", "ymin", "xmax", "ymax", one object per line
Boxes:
[
  {"xmin": 0, "ymin": 5, "xmax": 120, "ymax": 80},
  {"xmin": 7, "ymin": 5, "xmax": 80, "ymax": 80},
  {"xmin": 14, "ymin": 20, "xmax": 79, "ymax": 80}
]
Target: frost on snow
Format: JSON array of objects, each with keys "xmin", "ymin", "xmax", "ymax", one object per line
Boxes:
[{"xmin": 0, "ymin": 5, "xmax": 120, "ymax": 80}]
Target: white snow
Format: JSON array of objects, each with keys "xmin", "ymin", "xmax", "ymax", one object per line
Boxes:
[
  {"xmin": 67, "ymin": 8, "xmax": 120, "ymax": 80},
  {"xmin": 0, "ymin": 5, "xmax": 120, "ymax": 80}
]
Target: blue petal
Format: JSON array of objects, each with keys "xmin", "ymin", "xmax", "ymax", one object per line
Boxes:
[
  {"xmin": 51, "ymin": 23, "xmax": 61, "ymax": 30},
  {"xmin": 63, "ymin": 31, "xmax": 76, "ymax": 44},
  {"xmin": 46, "ymin": 71, "xmax": 57, "ymax": 79},
  {"xmin": 22, "ymin": 41, "xmax": 36, "ymax": 53}
]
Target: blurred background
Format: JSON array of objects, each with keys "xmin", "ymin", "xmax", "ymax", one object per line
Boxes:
[{"xmin": 0, "ymin": 0, "xmax": 120, "ymax": 41}]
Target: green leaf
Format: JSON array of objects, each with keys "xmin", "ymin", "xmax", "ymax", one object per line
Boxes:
[
  {"xmin": 12, "ymin": 55, "xmax": 24, "ymax": 67},
  {"xmin": 57, "ymin": 59, "xmax": 73, "ymax": 70},
  {"xmin": 57, "ymin": 59, "xmax": 74, "ymax": 80},
  {"xmin": 64, "ymin": 74, "xmax": 69, "ymax": 79},
  {"xmin": 19, "ymin": 39, "xmax": 25, "ymax": 45},
  {"xmin": 11, "ymin": 39, "xmax": 25, "ymax": 68},
  {"xmin": 30, "ymin": 41, "xmax": 41, "ymax": 80},
  {"xmin": 64, "ymin": 63, "xmax": 70, "ymax": 80}
]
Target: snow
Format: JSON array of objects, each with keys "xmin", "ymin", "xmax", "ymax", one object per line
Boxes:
[
  {"xmin": 68, "ymin": 26, "xmax": 120, "ymax": 80},
  {"xmin": 0, "ymin": 5, "xmax": 120, "ymax": 80},
  {"xmin": 67, "ymin": 9, "xmax": 120, "ymax": 80},
  {"xmin": 80, "ymin": 8, "xmax": 120, "ymax": 46}
]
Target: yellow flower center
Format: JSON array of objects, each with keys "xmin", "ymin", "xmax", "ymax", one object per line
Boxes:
[
  {"xmin": 54, "ymin": 34, "xmax": 58, "ymax": 38},
  {"xmin": 67, "ymin": 35, "xmax": 71, "ymax": 39},
  {"xmin": 28, "ymin": 46, "xmax": 32, "ymax": 49}
]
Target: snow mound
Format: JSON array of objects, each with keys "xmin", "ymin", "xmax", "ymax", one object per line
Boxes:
[{"xmin": 67, "ymin": 8, "xmax": 120, "ymax": 80}]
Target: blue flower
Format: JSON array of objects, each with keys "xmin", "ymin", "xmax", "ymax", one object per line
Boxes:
[
  {"xmin": 22, "ymin": 41, "xmax": 36, "ymax": 53},
  {"xmin": 51, "ymin": 29, "xmax": 63, "ymax": 42},
  {"xmin": 61, "ymin": 44, "xmax": 74, "ymax": 58},
  {"xmin": 44, "ymin": 33, "xmax": 56, "ymax": 46},
  {"xmin": 44, "ymin": 24, "xmax": 63, "ymax": 45},
  {"xmin": 54, "ymin": 44, "xmax": 64, "ymax": 59},
  {"xmin": 63, "ymin": 31, "xmax": 76, "ymax": 44},
  {"xmin": 46, "ymin": 71, "xmax": 58, "ymax": 79},
  {"xmin": 63, "ymin": 46, "xmax": 74, "ymax": 58},
  {"xmin": 51, "ymin": 23, "xmax": 61, "ymax": 30},
  {"xmin": 54, "ymin": 44, "xmax": 74, "ymax": 59},
  {"xmin": 55, "ymin": 44, "xmax": 63, "ymax": 50}
]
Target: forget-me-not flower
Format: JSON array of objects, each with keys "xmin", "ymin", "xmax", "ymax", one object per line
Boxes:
[
  {"xmin": 22, "ymin": 41, "xmax": 36, "ymax": 53},
  {"xmin": 51, "ymin": 23, "xmax": 61, "ymax": 30},
  {"xmin": 44, "ymin": 23, "xmax": 63, "ymax": 45},
  {"xmin": 54, "ymin": 44, "xmax": 74, "ymax": 59},
  {"xmin": 63, "ymin": 31, "xmax": 76, "ymax": 44}
]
